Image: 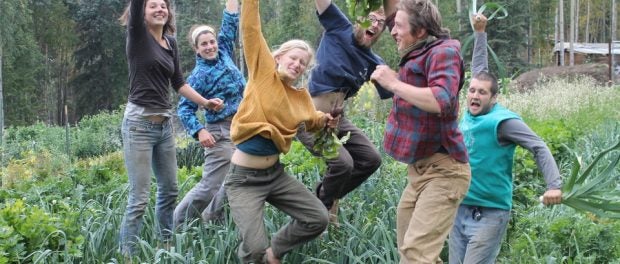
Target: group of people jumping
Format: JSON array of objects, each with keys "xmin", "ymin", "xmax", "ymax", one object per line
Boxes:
[{"xmin": 118, "ymin": 0, "xmax": 563, "ymax": 263}]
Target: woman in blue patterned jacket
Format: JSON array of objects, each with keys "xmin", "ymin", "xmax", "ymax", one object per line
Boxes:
[{"xmin": 174, "ymin": 0, "xmax": 246, "ymax": 228}]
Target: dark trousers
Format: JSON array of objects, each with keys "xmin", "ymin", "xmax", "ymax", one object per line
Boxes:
[{"xmin": 297, "ymin": 117, "xmax": 382, "ymax": 208}]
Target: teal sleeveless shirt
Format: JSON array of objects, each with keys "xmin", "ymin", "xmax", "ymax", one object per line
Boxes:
[{"xmin": 459, "ymin": 104, "xmax": 521, "ymax": 210}]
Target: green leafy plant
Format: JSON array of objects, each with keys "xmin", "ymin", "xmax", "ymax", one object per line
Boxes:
[
  {"xmin": 345, "ymin": 0, "xmax": 383, "ymax": 26},
  {"xmin": 558, "ymin": 139, "xmax": 620, "ymax": 219},
  {"xmin": 462, "ymin": 1, "xmax": 509, "ymax": 92},
  {"xmin": 313, "ymin": 103, "xmax": 350, "ymax": 160}
]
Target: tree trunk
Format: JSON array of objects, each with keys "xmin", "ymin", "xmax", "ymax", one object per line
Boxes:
[
  {"xmin": 585, "ymin": 1, "xmax": 590, "ymax": 42},
  {"xmin": 456, "ymin": 0, "xmax": 462, "ymax": 31},
  {"xmin": 612, "ymin": 0, "xmax": 617, "ymax": 79},
  {"xmin": 528, "ymin": 2, "xmax": 532, "ymax": 64},
  {"xmin": 570, "ymin": 0, "xmax": 575, "ymax": 66},
  {"xmin": 575, "ymin": 0, "xmax": 579, "ymax": 43},
  {"xmin": 0, "ymin": 43, "xmax": 4, "ymax": 172},
  {"xmin": 612, "ymin": 0, "xmax": 617, "ymax": 43},
  {"xmin": 559, "ymin": 0, "xmax": 565, "ymax": 66},
  {"xmin": 555, "ymin": 7, "xmax": 559, "ymax": 65}
]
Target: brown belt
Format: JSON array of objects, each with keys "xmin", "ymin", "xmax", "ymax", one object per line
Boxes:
[{"xmin": 145, "ymin": 115, "xmax": 169, "ymax": 124}]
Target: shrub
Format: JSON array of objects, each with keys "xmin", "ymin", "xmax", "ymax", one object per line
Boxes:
[
  {"xmin": 0, "ymin": 199, "xmax": 84, "ymax": 263},
  {"xmin": 1, "ymin": 150, "xmax": 70, "ymax": 189},
  {"xmin": 71, "ymin": 108, "xmax": 123, "ymax": 159}
]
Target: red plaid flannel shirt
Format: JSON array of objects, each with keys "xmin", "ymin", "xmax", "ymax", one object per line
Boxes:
[{"xmin": 383, "ymin": 38, "xmax": 469, "ymax": 164}]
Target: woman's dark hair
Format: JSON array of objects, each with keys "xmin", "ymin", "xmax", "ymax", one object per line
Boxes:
[{"xmin": 119, "ymin": 0, "xmax": 176, "ymax": 35}]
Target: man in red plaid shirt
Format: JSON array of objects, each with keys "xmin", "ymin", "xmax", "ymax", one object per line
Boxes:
[{"xmin": 371, "ymin": 0, "xmax": 471, "ymax": 262}]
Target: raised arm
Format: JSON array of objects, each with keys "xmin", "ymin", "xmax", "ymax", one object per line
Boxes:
[
  {"xmin": 219, "ymin": 0, "xmax": 240, "ymax": 58},
  {"xmin": 384, "ymin": 0, "xmax": 399, "ymax": 20},
  {"xmin": 315, "ymin": 0, "xmax": 331, "ymax": 15},
  {"xmin": 226, "ymin": 0, "xmax": 239, "ymax": 14},
  {"xmin": 471, "ymin": 13, "xmax": 489, "ymax": 75},
  {"xmin": 241, "ymin": 0, "xmax": 275, "ymax": 81}
]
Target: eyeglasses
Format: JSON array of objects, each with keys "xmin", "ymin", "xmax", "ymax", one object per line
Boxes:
[{"xmin": 367, "ymin": 15, "xmax": 386, "ymax": 27}]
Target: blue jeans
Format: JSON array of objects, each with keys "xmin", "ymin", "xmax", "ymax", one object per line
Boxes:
[
  {"xmin": 448, "ymin": 204, "xmax": 511, "ymax": 264},
  {"xmin": 174, "ymin": 120, "xmax": 233, "ymax": 227},
  {"xmin": 119, "ymin": 117, "xmax": 179, "ymax": 255}
]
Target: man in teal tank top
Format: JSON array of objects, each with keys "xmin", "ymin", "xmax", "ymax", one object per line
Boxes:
[{"xmin": 448, "ymin": 14, "xmax": 563, "ymax": 264}]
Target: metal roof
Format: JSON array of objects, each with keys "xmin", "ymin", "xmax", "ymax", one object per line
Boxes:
[{"xmin": 553, "ymin": 42, "xmax": 620, "ymax": 55}]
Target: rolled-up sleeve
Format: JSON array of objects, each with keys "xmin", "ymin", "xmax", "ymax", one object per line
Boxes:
[{"xmin": 428, "ymin": 47, "xmax": 462, "ymax": 115}]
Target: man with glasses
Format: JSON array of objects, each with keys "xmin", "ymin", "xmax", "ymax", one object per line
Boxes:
[{"xmin": 296, "ymin": 0, "xmax": 392, "ymax": 227}]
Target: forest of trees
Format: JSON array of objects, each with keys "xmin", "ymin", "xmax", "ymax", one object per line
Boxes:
[{"xmin": 0, "ymin": 0, "xmax": 617, "ymax": 127}]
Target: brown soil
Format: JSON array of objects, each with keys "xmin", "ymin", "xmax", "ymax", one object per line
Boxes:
[{"xmin": 511, "ymin": 63, "xmax": 611, "ymax": 92}]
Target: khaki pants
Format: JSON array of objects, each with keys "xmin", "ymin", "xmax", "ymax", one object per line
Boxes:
[
  {"xmin": 225, "ymin": 162, "xmax": 329, "ymax": 263},
  {"xmin": 397, "ymin": 153, "xmax": 471, "ymax": 264}
]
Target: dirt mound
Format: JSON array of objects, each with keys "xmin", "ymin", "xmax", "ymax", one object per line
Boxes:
[{"xmin": 511, "ymin": 63, "xmax": 610, "ymax": 92}]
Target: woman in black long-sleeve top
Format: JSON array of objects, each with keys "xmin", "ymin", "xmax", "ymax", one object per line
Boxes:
[{"xmin": 117, "ymin": 0, "xmax": 223, "ymax": 257}]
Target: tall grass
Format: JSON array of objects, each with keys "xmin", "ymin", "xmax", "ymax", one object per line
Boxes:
[{"xmin": 500, "ymin": 77, "xmax": 619, "ymax": 123}]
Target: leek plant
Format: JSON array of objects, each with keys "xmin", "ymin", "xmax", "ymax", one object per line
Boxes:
[
  {"xmin": 558, "ymin": 138, "xmax": 620, "ymax": 219},
  {"xmin": 463, "ymin": 0, "xmax": 510, "ymax": 93}
]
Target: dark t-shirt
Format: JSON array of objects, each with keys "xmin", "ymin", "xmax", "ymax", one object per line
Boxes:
[{"xmin": 126, "ymin": 0, "xmax": 185, "ymax": 109}]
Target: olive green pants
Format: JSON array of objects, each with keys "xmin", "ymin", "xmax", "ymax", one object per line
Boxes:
[{"xmin": 225, "ymin": 162, "xmax": 329, "ymax": 263}]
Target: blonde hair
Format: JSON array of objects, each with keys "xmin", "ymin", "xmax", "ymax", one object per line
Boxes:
[
  {"xmin": 272, "ymin": 39, "xmax": 315, "ymax": 69},
  {"xmin": 187, "ymin": 24, "xmax": 216, "ymax": 48}
]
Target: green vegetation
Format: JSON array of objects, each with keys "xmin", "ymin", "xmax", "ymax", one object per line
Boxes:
[{"xmin": 0, "ymin": 78, "xmax": 618, "ymax": 263}]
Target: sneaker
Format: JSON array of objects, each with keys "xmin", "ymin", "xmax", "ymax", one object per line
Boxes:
[{"xmin": 328, "ymin": 199, "xmax": 340, "ymax": 228}]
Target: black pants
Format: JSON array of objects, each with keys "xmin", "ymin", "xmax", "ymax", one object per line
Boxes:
[{"xmin": 297, "ymin": 117, "xmax": 382, "ymax": 208}]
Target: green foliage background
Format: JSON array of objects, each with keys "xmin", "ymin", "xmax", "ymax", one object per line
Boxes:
[
  {"xmin": 1, "ymin": 0, "xmax": 620, "ymax": 263},
  {"xmin": 1, "ymin": 0, "xmax": 618, "ymax": 126},
  {"xmin": 0, "ymin": 77, "xmax": 619, "ymax": 263}
]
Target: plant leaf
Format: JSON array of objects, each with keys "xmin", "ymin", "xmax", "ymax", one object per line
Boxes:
[
  {"xmin": 561, "ymin": 143, "xmax": 582, "ymax": 194},
  {"xmin": 575, "ymin": 138, "xmax": 620, "ymax": 186}
]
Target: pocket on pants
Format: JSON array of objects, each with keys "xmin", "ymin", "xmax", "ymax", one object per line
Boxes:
[
  {"xmin": 428, "ymin": 162, "xmax": 471, "ymax": 202},
  {"xmin": 225, "ymin": 171, "xmax": 249, "ymax": 186}
]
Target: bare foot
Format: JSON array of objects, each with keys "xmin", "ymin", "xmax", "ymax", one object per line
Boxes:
[{"xmin": 266, "ymin": 247, "xmax": 281, "ymax": 264}]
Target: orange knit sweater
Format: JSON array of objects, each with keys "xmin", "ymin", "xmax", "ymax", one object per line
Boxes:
[{"xmin": 231, "ymin": 0, "xmax": 325, "ymax": 154}]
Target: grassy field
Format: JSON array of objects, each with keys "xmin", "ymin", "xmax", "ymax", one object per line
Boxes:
[{"xmin": 1, "ymin": 77, "xmax": 619, "ymax": 263}]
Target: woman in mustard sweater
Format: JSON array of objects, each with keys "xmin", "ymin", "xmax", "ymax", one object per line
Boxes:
[{"xmin": 224, "ymin": 0, "xmax": 338, "ymax": 263}]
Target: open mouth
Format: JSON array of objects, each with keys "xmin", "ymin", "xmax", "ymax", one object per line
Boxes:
[
  {"xmin": 469, "ymin": 101, "xmax": 481, "ymax": 111},
  {"xmin": 365, "ymin": 29, "xmax": 376, "ymax": 38}
]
